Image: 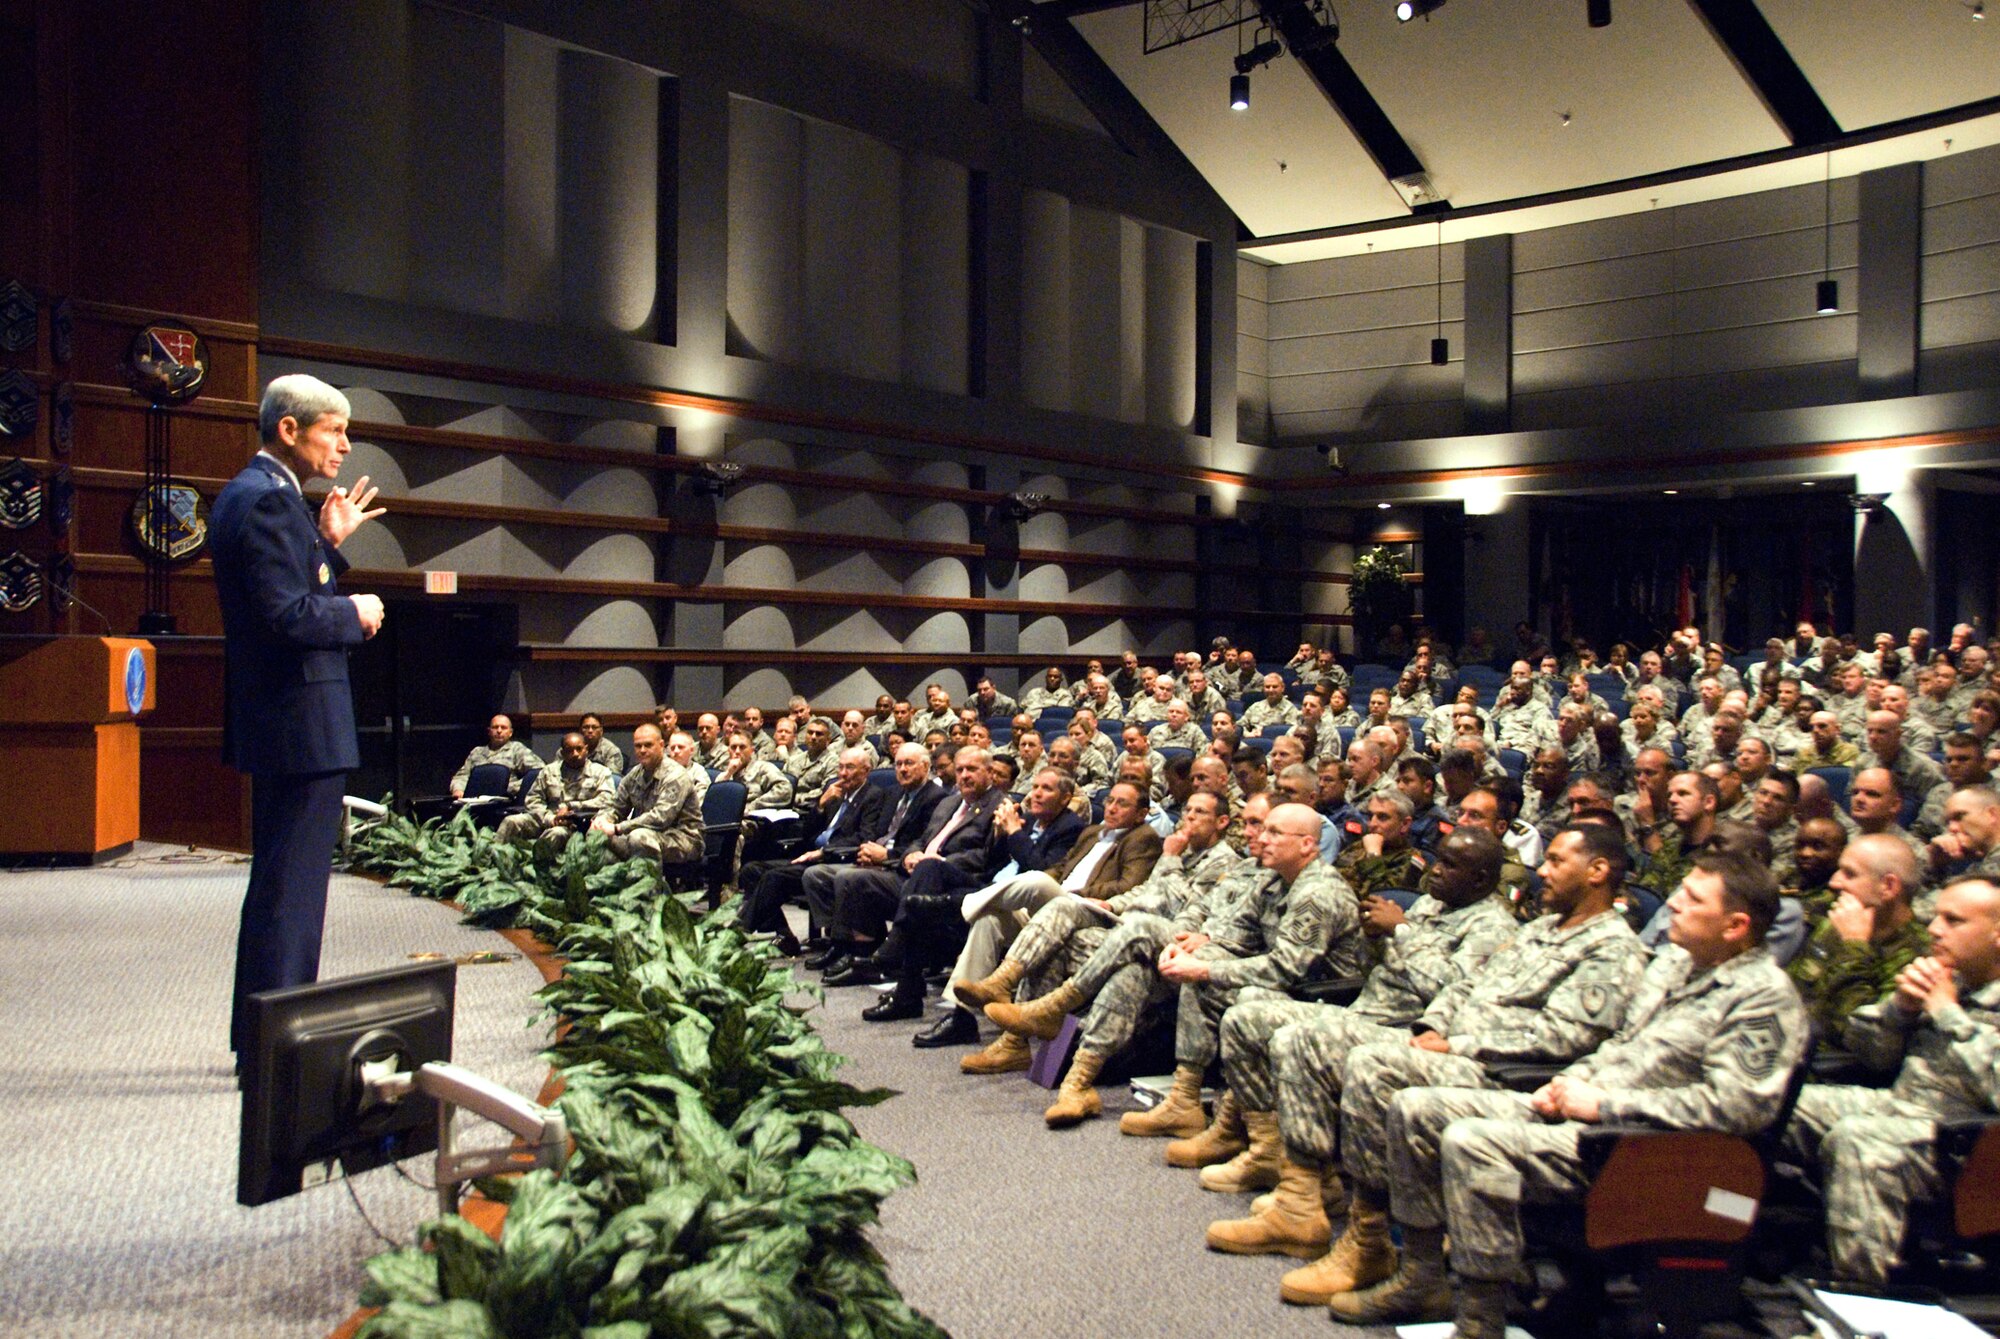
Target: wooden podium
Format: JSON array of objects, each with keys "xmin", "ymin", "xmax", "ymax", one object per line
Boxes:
[{"xmin": 0, "ymin": 636, "xmax": 157, "ymax": 863}]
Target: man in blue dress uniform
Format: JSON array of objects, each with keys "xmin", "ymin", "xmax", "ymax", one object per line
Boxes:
[{"xmin": 211, "ymin": 374, "xmax": 385, "ymax": 1058}]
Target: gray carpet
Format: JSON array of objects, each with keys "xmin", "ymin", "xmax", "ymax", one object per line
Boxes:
[
  {"xmin": 0, "ymin": 845, "xmax": 551, "ymax": 1339},
  {"xmin": 801, "ymin": 960, "xmax": 1403, "ymax": 1339}
]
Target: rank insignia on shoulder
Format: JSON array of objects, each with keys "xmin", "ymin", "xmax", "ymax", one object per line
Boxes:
[{"xmin": 318, "ymin": 561, "xmax": 330, "ymax": 585}]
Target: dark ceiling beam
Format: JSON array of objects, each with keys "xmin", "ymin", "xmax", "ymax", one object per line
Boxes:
[
  {"xmin": 1254, "ymin": 0, "xmax": 1435, "ymax": 201},
  {"xmin": 1009, "ymin": 2, "xmax": 1245, "ymax": 232},
  {"xmin": 1685, "ymin": 0, "xmax": 1841, "ymax": 146}
]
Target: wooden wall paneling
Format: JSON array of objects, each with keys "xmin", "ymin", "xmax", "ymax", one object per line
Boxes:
[{"xmin": 69, "ymin": 1, "xmax": 258, "ymax": 324}]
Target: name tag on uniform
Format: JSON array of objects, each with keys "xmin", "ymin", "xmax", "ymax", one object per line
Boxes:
[{"xmin": 318, "ymin": 561, "xmax": 330, "ymax": 585}]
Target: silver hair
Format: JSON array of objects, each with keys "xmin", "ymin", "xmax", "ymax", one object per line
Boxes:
[
  {"xmin": 1369, "ymin": 788, "xmax": 1416, "ymax": 820},
  {"xmin": 258, "ymin": 374, "xmax": 350, "ymax": 443}
]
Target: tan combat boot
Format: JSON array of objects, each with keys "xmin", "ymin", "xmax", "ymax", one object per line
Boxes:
[
  {"xmin": 1204, "ymin": 1154, "xmax": 1333, "ymax": 1258},
  {"xmin": 1326, "ymin": 1225, "xmax": 1452, "ymax": 1324},
  {"xmin": 1165, "ymin": 1089, "xmax": 1247, "ymax": 1168},
  {"xmin": 1255, "ymin": 1170, "xmax": 1344, "ymax": 1220},
  {"xmin": 950, "ymin": 959, "xmax": 1022, "ymax": 1011},
  {"xmin": 1043, "ymin": 1049, "xmax": 1106, "ymax": 1127},
  {"xmin": 1117, "ymin": 1065, "xmax": 1208, "ymax": 1137},
  {"xmin": 959, "ymin": 1031, "xmax": 1031, "ymax": 1075},
  {"xmin": 1279, "ymin": 1183, "xmax": 1397, "ymax": 1305},
  {"xmin": 1198, "ymin": 1109, "xmax": 1283, "ymax": 1193},
  {"xmin": 984, "ymin": 982, "xmax": 1084, "ymax": 1041}
]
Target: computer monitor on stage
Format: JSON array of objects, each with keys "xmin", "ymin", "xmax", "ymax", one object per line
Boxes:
[{"xmin": 237, "ymin": 960, "xmax": 456, "ymax": 1207}]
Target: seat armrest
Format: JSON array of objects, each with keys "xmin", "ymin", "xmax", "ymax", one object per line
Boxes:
[
  {"xmin": 1290, "ymin": 975, "xmax": 1364, "ymax": 1005},
  {"xmin": 1487, "ymin": 1061, "xmax": 1564, "ymax": 1092}
]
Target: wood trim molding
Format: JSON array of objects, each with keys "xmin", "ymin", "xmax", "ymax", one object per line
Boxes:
[
  {"xmin": 350, "ymin": 418, "xmax": 683, "ymax": 473},
  {"xmin": 1279, "ymin": 426, "xmax": 2000, "ymax": 493},
  {"xmin": 258, "ymin": 333, "xmax": 1261, "ymax": 494},
  {"xmin": 72, "ymin": 298, "xmax": 260, "ymax": 343}
]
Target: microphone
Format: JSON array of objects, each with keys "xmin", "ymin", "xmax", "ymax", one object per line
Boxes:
[{"xmin": 45, "ymin": 569, "xmax": 114, "ymax": 636}]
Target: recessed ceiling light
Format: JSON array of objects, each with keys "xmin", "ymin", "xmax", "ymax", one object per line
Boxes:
[
  {"xmin": 1377, "ymin": 502, "xmax": 1392, "ymax": 510},
  {"xmin": 1662, "ymin": 489, "xmax": 1679, "ymax": 496},
  {"xmin": 1801, "ymin": 480, "xmax": 1817, "ymax": 487}
]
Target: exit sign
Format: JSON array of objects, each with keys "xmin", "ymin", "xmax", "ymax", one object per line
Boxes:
[{"xmin": 424, "ymin": 570, "xmax": 458, "ymax": 595}]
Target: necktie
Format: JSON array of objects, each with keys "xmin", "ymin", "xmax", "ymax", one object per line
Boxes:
[
  {"xmin": 816, "ymin": 797, "xmax": 850, "ymax": 848},
  {"xmin": 923, "ymin": 799, "xmax": 970, "ymax": 857}
]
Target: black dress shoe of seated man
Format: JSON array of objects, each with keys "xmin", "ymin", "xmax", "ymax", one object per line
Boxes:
[
  {"xmin": 822, "ymin": 959, "xmax": 884, "ymax": 988},
  {"xmin": 862, "ymin": 988, "xmax": 925, "ymax": 1023},
  {"xmin": 803, "ymin": 943, "xmax": 847, "ymax": 971},
  {"xmin": 912, "ymin": 1007, "xmax": 980, "ymax": 1048}
]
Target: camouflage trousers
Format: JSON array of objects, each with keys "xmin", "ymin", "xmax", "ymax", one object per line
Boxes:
[
  {"xmin": 494, "ymin": 814, "xmax": 574, "ymax": 850},
  {"xmin": 1340, "ymin": 1041, "xmax": 1494, "ymax": 1197},
  {"xmin": 609, "ymin": 827, "xmax": 702, "ymax": 864},
  {"xmin": 1008, "ymin": 896, "xmax": 1113, "ymax": 1000},
  {"xmin": 1783, "ymin": 1085, "xmax": 1941, "ymax": 1285},
  {"xmin": 1264, "ymin": 1008, "xmax": 1407, "ymax": 1166},
  {"xmin": 1069, "ymin": 912, "xmax": 1237, "ymax": 1063},
  {"xmin": 1386, "ymin": 1085, "xmax": 1591, "ymax": 1284}
]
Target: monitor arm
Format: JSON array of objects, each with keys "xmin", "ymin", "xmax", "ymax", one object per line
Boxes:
[{"xmin": 363, "ymin": 1058, "xmax": 569, "ymax": 1216}]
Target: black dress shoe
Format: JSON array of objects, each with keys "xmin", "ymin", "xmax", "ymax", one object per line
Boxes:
[
  {"xmin": 862, "ymin": 991, "xmax": 925, "ymax": 1022},
  {"xmin": 822, "ymin": 960, "xmax": 883, "ymax": 988},
  {"xmin": 912, "ymin": 1007, "xmax": 980, "ymax": 1048},
  {"xmin": 772, "ymin": 934, "xmax": 803, "ymax": 957},
  {"xmin": 803, "ymin": 944, "xmax": 847, "ymax": 971}
]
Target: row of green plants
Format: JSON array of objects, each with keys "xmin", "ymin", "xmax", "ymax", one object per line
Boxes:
[{"xmin": 343, "ymin": 807, "xmax": 949, "ymax": 1338}]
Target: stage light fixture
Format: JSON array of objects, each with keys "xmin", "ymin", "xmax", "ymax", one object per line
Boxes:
[
  {"xmin": 1587, "ymin": 0, "xmax": 1611, "ymax": 27},
  {"xmin": 1815, "ymin": 153, "xmax": 1837, "ymax": 315},
  {"xmin": 1397, "ymin": 0, "xmax": 1447, "ymax": 20},
  {"xmin": 1230, "ymin": 72, "xmax": 1250, "ymax": 110}
]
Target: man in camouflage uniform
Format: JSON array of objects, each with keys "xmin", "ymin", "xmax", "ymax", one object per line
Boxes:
[
  {"xmin": 1241, "ymin": 673, "xmax": 1303, "ymax": 734},
  {"xmin": 783, "ymin": 715, "xmax": 840, "ymax": 798},
  {"xmin": 1520, "ymin": 746, "xmax": 1572, "ymax": 843},
  {"xmin": 715, "ymin": 730, "xmax": 794, "ymax": 811},
  {"xmin": 1281, "ymin": 822, "xmax": 1645, "ymax": 1309},
  {"xmin": 988, "ymin": 800, "xmax": 1361, "ymax": 1130},
  {"xmin": 1198, "ymin": 828, "xmax": 1516, "ymax": 1262},
  {"xmin": 1863, "ymin": 709, "xmax": 1948, "ymax": 831},
  {"xmin": 590, "ymin": 722, "xmax": 703, "ymax": 863},
  {"xmin": 1795, "ymin": 709, "xmax": 1863, "ymax": 772},
  {"xmin": 1783, "ymin": 876, "xmax": 2000, "ymax": 1285},
  {"xmin": 1147, "ymin": 698, "xmax": 1207, "ymax": 753},
  {"xmin": 1632, "ymin": 770, "xmax": 1721, "ymax": 898},
  {"xmin": 1752, "ymin": 769, "xmax": 1802, "ymax": 883},
  {"xmin": 578, "ymin": 712, "xmax": 624, "ymax": 776},
  {"xmin": 1789, "ymin": 833, "xmax": 1930, "ymax": 1049},
  {"xmin": 1335, "ymin": 852, "xmax": 1807, "ymax": 1338},
  {"xmin": 1454, "ymin": 786, "xmax": 1535, "ymax": 918},
  {"xmin": 909, "ymin": 683, "xmax": 958, "ymax": 740},
  {"xmin": 1849, "ymin": 767, "xmax": 1929, "ymax": 872},
  {"xmin": 449, "ymin": 713, "xmax": 543, "ymax": 798},
  {"xmin": 693, "ymin": 713, "xmax": 729, "ymax": 771},
  {"xmin": 1336, "ymin": 789, "xmax": 1426, "ymax": 898},
  {"xmin": 953, "ymin": 789, "xmax": 1238, "ymax": 1074},
  {"xmin": 496, "ymin": 731, "xmax": 615, "ymax": 850}
]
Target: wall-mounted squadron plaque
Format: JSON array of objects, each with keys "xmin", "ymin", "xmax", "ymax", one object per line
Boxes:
[
  {"xmin": 126, "ymin": 323, "xmax": 208, "ymax": 404},
  {"xmin": 130, "ymin": 481, "xmax": 209, "ymax": 563}
]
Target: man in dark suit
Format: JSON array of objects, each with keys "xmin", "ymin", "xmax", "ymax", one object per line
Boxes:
[
  {"xmin": 864, "ymin": 764, "xmax": 1090, "ymax": 1022},
  {"xmin": 802, "ymin": 742, "xmax": 945, "ymax": 970},
  {"xmin": 812, "ymin": 745, "xmax": 1001, "ymax": 985},
  {"xmin": 212, "ymin": 374, "xmax": 385, "ymax": 1059},
  {"xmin": 734, "ymin": 745, "xmax": 887, "ymax": 954}
]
